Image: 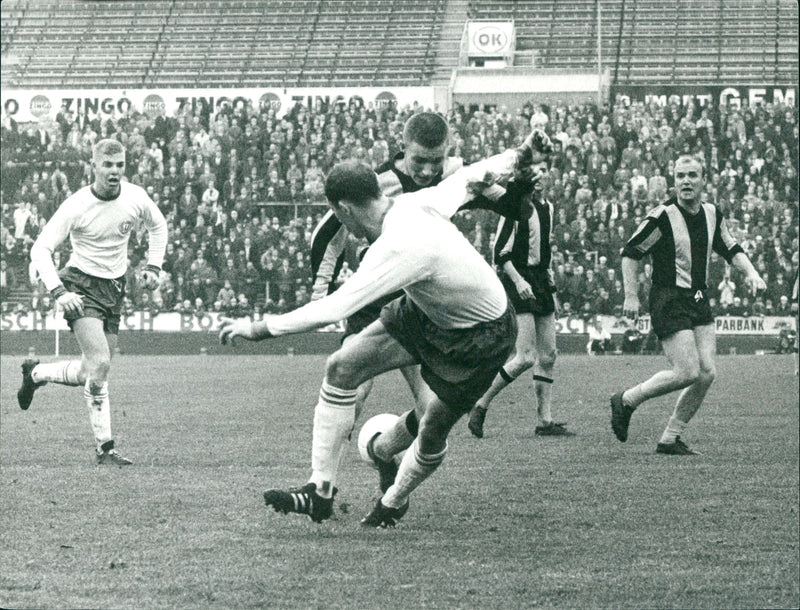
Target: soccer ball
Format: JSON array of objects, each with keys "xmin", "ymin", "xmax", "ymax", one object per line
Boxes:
[{"xmin": 357, "ymin": 413, "xmax": 400, "ymax": 468}]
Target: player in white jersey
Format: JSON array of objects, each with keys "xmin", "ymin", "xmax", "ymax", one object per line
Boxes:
[
  {"xmin": 308, "ymin": 113, "xmax": 462, "ymax": 478},
  {"xmin": 219, "ymin": 134, "xmax": 542, "ymax": 527},
  {"xmin": 308, "ymin": 113, "xmax": 538, "ymax": 499},
  {"xmin": 17, "ymin": 139, "xmax": 168, "ymax": 465}
]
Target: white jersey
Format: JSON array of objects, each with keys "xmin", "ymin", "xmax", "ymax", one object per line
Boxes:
[
  {"xmin": 30, "ymin": 182, "xmax": 168, "ymax": 291},
  {"xmin": 267, "ymin": 150, "xmax": 518, "ymax": 336}
]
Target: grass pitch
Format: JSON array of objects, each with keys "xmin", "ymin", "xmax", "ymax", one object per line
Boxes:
[{"xmin": 1, "ymin": 352, "xmax": 798, "ymax": 609}]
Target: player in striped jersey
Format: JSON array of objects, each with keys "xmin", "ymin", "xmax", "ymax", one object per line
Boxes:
[
  {"xmin": 467, "ymin": 152, "xmax": 574, "ymax": 439},
  {"xmin": 219, "ymin": 133, "xmax": 543, "ymax": 526},
  {"xmin": 305, "ymin": 113, "xmax": 541, "ymax": 506},
  {"xmin": 17, "ymin": 139, "xmax": 168, "ymax": 465},
  {"xmin": 610, "ymin": 155, "xmax": 765, "ymax": 455}
]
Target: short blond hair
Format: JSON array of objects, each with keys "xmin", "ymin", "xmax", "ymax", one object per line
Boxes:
[
  {"xmin": 93, "ymin": 138, "xmax": 125, "ymax": 160},
  {"xmin": 674, "ymin": 154, "xmax": 704, "ymax": 177}
]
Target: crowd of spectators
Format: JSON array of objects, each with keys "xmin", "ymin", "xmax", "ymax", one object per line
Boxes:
[{"xmin": 1, "ymin": 92, "xmax": 797, "ymax": 324}]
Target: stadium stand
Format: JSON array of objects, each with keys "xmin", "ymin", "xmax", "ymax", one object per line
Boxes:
[
  {"xmin": 468, "ymin": 0, "xmax": 798, "ymax": 85},
  {"xmin": 1, "ymin": 0, "xmax": 446, "ymax": 89},
  {"xmin": 0, "ymin": 0, "xmax": 797, "ymax": 324}
]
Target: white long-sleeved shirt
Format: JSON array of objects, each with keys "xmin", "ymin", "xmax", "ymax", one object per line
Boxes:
[
  {"xmin": 267, "ymin": 150, "xmax": 518, "ymax": 335},
  {"xmin": 30, "ymin": 182, "xmax": 168, "ymax": 291}
]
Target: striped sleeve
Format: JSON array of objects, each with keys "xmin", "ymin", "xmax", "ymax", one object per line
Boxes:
[
  {"xmin": 711, "ymin": 207, "xmax": 744, "ymax": 264},
  {"xmin": 309, "ymin": 210, "xmax": 347, "ymax": 301},
  {"xmin": 459, "ymin": 180, "xmax": 534, "ymax": 220},
  {"xmin": 621, "ymin": 205, "xmax": 665, "ymax": 260},
  {"xmin": 493, "ymin": 216, "xmax": 516, "ymax": 266}
]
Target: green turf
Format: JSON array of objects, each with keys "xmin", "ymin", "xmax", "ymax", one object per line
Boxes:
[{"xmin": 1, "ymin": 353, "xmax": 798, "ymax": 609}]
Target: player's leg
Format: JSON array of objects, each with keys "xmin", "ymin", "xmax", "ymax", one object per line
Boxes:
[
  {"xmin": 399, "ymin": 363, "xmax": 435, "ymax": 416},
  {"xmin": 656, "ymin": 324, "xmax": 715, "ymax": 455},
  {"xmin": 315, "ymin": 320, "xmax": 417, "ymax": 488},
  {"xmin": 368, "ymin": 364, "xmax": 434, "ymax": 491},
  {"xmin": 17, "ymin": 343, "xmax": 86, "ymax": 410},
  {"xmin": 264, "ymin": 320, "xmax": 417, "ymax": 522},
  {"xmin": 611, "ymin": 329, "xmax": 700, "ymax": 442},
  {"xmin": 71, "ymin": 317, "xmax": 129, "ymax": 465},
  {"xmin": 467, "ymin": 312, "xmax": 535, "ymax": 438},
  {"xmin": 20, "ymin": 357, "xmax": 85, "ymax": 396},
  {"xmin": 363, "ymin": 396, "xmax": 465, "ymax": 527},
  {"xmin": 532, "ymin": 313, "xmax": 572, "ymax": 436}
]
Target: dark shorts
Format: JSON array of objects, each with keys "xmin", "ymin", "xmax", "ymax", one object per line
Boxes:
[
  {"xmin": 380, "ymin": 295, "xmax": 517, "ymax": 407},
  {"xmin": 500, "ymin": 267, "xmax": 555, "ymax": 316},
  {"xmin": 59, "ymin": 266, "xmax": 126, "ymax": 335},
  {"xmin": 343, "ymin": 290, "xmax": 404, "ymax": 339},
  {"xmin": 649, "ymin": 285, "xmax": 714, "ymax": 340}
]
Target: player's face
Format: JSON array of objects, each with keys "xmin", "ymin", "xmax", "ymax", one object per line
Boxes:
[
  {"xmin": 674, "ymin": 159, "xmax": 704, "ymax": 205},
  {"xmin": 531, "ymin": 161, "xmax": 549, "ymax": 193},
  {"xmin": 93, "ymin": 152, "xmax": 126, "ymax": 196},
  {"xmin": 404, "ymin": 141, "xmax": 447, "ymax": 187},
  {"xmin": 330, "ymin": 201, "xmax": 367, "ymax": 240}
]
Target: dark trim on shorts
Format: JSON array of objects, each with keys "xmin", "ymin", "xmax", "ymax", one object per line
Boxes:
[
  {"xmin": 649, "ymin": 285, "xmax": 714, "ymax": 340},
  {"xmin": 59, "ymin": 266, "xmax": 126, "ymax": 335}
]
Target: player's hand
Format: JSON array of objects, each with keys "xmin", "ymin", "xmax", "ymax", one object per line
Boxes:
[
  {"xmin": 466, "ymin": 170, "xmax": 501, "ymax": 195},
  {"xmin": 514, "ymin": 278, "xmax": 534, "ymax": 301},
  {"xmin": 140, "ymin": 268, "xmax": 160, "ymax": 291},
  {"xmin": 56, "ymin": 291, "xmax": 84, "ymax": 317},
  {"xmin": 745, "ymin": 274, "xmax": 766, "ymax": 296},
  {"xmin": 553, "ymin": 293, "xmax": 562, "ymax": 317},
  {"xmin": 218, "ymin": 316, "xmax": 257, "ymax": 346},
  {"xmin": 516, "ymin": 128, "xmax": 553, "ymax": 166},
  {"xmin": 622, "ymin": 295, "xmax": 640, "ymax": 320}
]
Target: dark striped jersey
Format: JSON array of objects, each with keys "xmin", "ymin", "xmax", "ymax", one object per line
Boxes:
[
  {"xmin": 621, "ymin": 198, "xmax": 744, "ymax": 291},
  {"xmin": 310, "ymin": 152, "xmax": 533, "ymax": 300},
  {"xmin": 493, "ymin": 195, "xmax": 553, "ymax": 270},
  {"xmin": 309, "ymin": 154, "xmax": 461, "ymax": 300}
]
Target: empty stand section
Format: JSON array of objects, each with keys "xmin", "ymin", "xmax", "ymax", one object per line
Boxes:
[
  {"xmin": 1, "ymin": 0, "xmax": 447, "ymax": 89},
  {"xmin": 0, "ymin": 0, "xmax": 796, "ymax": 89},
  {"xmin": 468, "ymin": 0, "xmax": 797, "ymax": 86}
]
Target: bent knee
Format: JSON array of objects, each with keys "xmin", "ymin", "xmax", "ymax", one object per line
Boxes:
[
  {"xmin": 417, "ymin": 420, "xmax": 448, "ymax": 452},
  {"xmin": 512, "ymin": 349, "xmax": 537, "ymax": 370},
  {"xmin": 698, "ymin": 365, "xmax": 716, "ymax": 385},
  {"xmin": 324, "ymin": 351, "xmax": 360, "ymax": 387},
  {"xmin": 673, "ymin": 362, "xmax": 700, "ymax": 386},
  {"xmin": 537, "ymin": 348, "xmax": 557, "ymax": 370},
  {"xmin": 85, "ymin": 357, "xmax": 111, "ymax": 380}
]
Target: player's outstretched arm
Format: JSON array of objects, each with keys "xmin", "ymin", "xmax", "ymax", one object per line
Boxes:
[
  {"xmin": 218, "ymin": 316, "xmax": 273, "ymax": 346},
  {"xmin": 730, "ymin": 252, "xmax": 766, "ymax": 296}
]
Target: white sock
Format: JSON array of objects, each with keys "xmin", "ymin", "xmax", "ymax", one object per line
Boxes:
[
  {"xmin": 534, "ymin": 374, "xmax": 554, "ymax": 423},
  {"xmin": 622, "ymin": 384, "xmax": 646, "ymax": 408},
  {"xmin": 309, "ymin": 379, "xmax": 357, "ymax": 499},
  {"xmin": 33, "ymin": 360, "xmax": 82, "ymax": 386},
  {"xmin": 382, "ymin": 438, "xmax": 446, "ymax": 509},
  {"xmin": 659, "ymin": 416, "xmax": 686, "ymax": 445},
  {"xmin": 84, "ymin": 379, "xmax": 112, "ymax": 447},
  {"xmin": 373, "ymin": 410, "xmax": 416, "ymax": 462}
]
